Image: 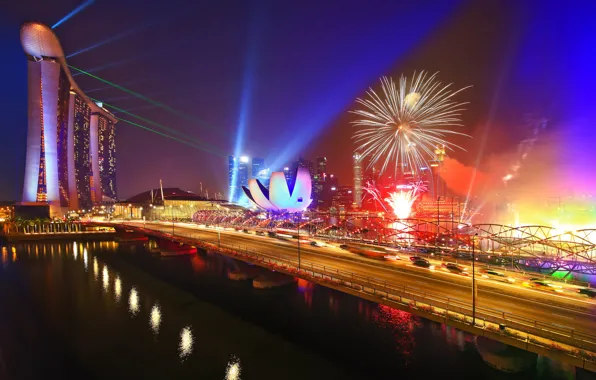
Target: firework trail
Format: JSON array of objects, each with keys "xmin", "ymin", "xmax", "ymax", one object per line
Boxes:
[
  {"xmin": 351, "ymin": 72, "xmax": 471, "ymax": 176},
  {"xmin": 502, "ymin": 116, "xmax": 547, "ymax": 184},
  {"xmin": 363, "ymin": 181, "xmax": 388, "ymax": 212}
]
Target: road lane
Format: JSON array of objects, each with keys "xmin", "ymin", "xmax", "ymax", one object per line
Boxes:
[{"xmin": 130, "ymin": 222, "xmax": 596, "ymax": 335}]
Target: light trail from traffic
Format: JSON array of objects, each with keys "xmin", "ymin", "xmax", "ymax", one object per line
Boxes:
[{"xmin": 124, "ymin": 221, "xmax": 596, "ymax": 335}]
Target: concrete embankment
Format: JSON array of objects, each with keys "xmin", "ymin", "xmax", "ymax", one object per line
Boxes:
[
  {"xmin": 253, "ymin": 274, "xmax": 296, "ymax": 289},
  {"xmin": 476, "ymin": 336, "xmax": 537, "ymax": 373}
]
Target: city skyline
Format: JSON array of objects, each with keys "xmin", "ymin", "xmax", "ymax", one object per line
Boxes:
[
  {"xmin": 0, "ymin": 2, "xmax": 595, "ymax": 378},
  {"xmin": 1, "ymin": 1, "xmax": 593, "ymax": 203}
]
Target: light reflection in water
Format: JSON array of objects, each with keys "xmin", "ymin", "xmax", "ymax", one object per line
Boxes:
[
  {"xmin": 129, "ymin": 287, "xmax": 140, "ymax": 316},
  {"xmin": 114, "ymin": 276, "xmax": 122, "ymax": 302},
  {"xmin": 83, "ymin": 248, "xmax": 88, "ymax": 270},
  {"xmin": 12, "ymin": 246, "xmax": 17, "ymax": 261},
  {"xmin": 93, "ymin": 257, "xmax": 99, "ymax": 279},
  {"xmin": 102, "ymin": 265, "xmax": 109, "ymax": 291},
  {"xmin": 225, "ymin": 355, "xmax": 242, "ymax": 380},
  {"xmin": 150, "ymin": 303, "xmax": 162, "ymax": 335},
  {"xmin": 1, "ymin": 247, "xmax": 7, "ymax": 265},
  {"xmin": 73, "ymin": 242, "xmax": 78, "ymax": 260},
  {"xmin": 179, "ymin": 326, "xmax": 193, "ymax": 360}
]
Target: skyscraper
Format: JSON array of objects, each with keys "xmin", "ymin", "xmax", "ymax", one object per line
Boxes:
[
  {"xmin": 313, "ymin": 157, "xmax": 327, "ymax": 210},
  {"xmin": 228, "ymin": 155, "xmax": 250, "ymax": 203},
  {"xmin": 353, "ymin": 152, "xmax": 363, "ymax": 208},
  {"xmin": 252, "ymin": 157, "xmax": 264, "ymax": 178},
  {"xmin": 316, "ymin": 156, "xmax": 327, "ymax": 178},
  {"xmin": 20, "ymin": 22, "xmax": 117, "ymax": 216}
]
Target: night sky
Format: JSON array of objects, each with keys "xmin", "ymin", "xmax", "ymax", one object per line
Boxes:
[{"xmin": 0, "ymin": 0, "xmax": 594, "ymax": 202}]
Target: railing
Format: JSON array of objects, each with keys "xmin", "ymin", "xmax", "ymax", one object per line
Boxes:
[{"xmin": 126, "ymin": 223, "xmax": 596, "ymax": 356}]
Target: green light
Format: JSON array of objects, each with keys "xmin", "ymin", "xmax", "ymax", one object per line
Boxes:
[
  {"xmin": 91, "ymin": 98, "xmax": 221, "ymax": 155},
  {"xmin": 116, "ymin": 117, "xmax": 224, "ymax": 157},
  {"xmin": 69, "ymin": 65, "xmax": 223, "ymax": 135}
]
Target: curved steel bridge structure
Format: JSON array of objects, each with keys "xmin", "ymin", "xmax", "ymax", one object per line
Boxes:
[{"xmin": 191, "ymin": 211, "xmax": 596, "ymax": 275}]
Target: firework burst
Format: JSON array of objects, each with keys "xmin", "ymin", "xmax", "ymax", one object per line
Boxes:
[
  {"xmin": 351, "ymin": 71, "xmax": 471, "ymax": 176},
  {"xmin": 385, "ymin": 182, "xmax": 426, "ymax": 219}
]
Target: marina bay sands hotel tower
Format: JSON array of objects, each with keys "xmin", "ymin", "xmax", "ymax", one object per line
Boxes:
[{"xmin": 20, "ymin": 22, "xmax": 117, "ymax": 217}]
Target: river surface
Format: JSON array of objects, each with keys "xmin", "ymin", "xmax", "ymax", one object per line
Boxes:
[{"xmin": 0, "ymin": 241, "xmax": 584, "ymax": 379}]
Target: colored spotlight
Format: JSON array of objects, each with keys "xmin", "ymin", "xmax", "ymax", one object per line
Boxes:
[{"xmin": 52, "ymin": 0, "xmax": 95, "ymax": 29}]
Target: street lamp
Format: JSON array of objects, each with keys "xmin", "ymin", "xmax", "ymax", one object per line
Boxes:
[
  {"xmin": 472, "ymin": 232, "xmax": 478, "ymax": 325},
  {"xmin": 170, "ymin": 205, "xmax": 174, "ymax": 241},
  {"xmin": 297, "ymin": 213, "xmax": 301, "ymax": 271},
  {"xmin": 436, "ymin": 196, "xmax": 443, "ymax": 251}
]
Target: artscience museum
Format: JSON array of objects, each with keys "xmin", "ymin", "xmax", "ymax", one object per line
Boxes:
[{"xmin": 242, "ymin": 167, "xmax": 312, "ymax": 212}]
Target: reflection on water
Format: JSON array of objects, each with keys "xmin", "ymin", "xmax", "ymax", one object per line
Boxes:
[
  {"xmin": 102, "ymin": 265, "xmax": 110, "ymax": 292},
  {"xmin": 179, "ymin": 326, "xmax": 193, "ymax": 360},
  {"xmin": 373, "ymin": 305, "xmax": 421, "ymax": 359},
  {"xmin": 1, "ymin": 246, "xmax": 7, "ymax": 266},
  {"xmin": 114, "ymin": 276, "xmax": 122, "ymax": 302},
  {"xmin": 225, "ymin": 355, "xmax": 242, "ymax": 380},
  {"xmin": 129, "ymin": 287, "xmax": 140, "ymax": 316},
  {"xmin": 0, "ymin": 241, "xmax": 577, "ymax": 379},
  {"xmin": 93, "ymin": 257, "xmax": 99, "ymax": 279},
  {"xmin": 150, "ymin": 303, "xmax": 162, "ymax": 335}
]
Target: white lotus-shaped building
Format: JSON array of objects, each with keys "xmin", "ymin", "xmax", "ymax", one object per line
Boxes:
[{"xmin": 242, "ymin": 167, "xmax": 312, "ymax": 212}]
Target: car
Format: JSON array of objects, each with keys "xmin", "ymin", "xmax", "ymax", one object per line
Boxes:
[
  {"xmin": 409, "ymin": 256, "xmax": 423, "ymax": 262},
  {"xmin": 412, "ymin": 259, "xmax": 431, "ymax": 268},
  {"xmin": 383, "ymin": 254, "xmax": 401, "ymax": 261},
  {"xmin": 482, "ymin": 270, "xmax": 516, "ymax": 283},
  {"xmin": 529, "ymin": 279, "xmax": 563, "ymax": 292},
  {"xmin": 310, "ymin": 241, "xmax": 320, "ymax": 247},
  {"xmin": 442, "ymin": 262, "xmax": 466, "ymax": 274},
  {"xmin": 339, "ymin": 244, "xmax": 349, "ymax": 250},
  {"xmin": 578, "ymin": 288, "xmax": 596, "ymax": 298}
]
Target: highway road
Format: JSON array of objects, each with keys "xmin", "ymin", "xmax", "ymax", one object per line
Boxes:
[{"xmin": 128, "ymin": 222, "xmax": 596, "ymax": 335}]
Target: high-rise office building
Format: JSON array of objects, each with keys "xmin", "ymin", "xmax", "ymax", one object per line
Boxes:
[
  {"xmin": 20, "ymin": 22, "xmax": 117, "ymax": 216},
  {"xmin": 252, "ymin": 157, "xmax": 264, "ymax": 178},
  {"xmin": 313, "ymin": 157, "xmax": 327, "ymax": 210},
  {"xmin": 316, "ymin": 156, "xmax": 327, "ymax": 178},
  {"xmin": 353, "ymin": 152, "xmax": 363, "ymax": 209},
  {"xmin": 228, "ymin": 155, "xmax": 250, "ymax": 203}
]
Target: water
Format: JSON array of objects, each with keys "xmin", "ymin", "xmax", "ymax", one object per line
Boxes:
[{"xmin": 0, "ymin": 241, "xmax": 583, "ymax": 379}]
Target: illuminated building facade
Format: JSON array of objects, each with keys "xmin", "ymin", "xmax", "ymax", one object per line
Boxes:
[
  {"xmin": 313, "ymin": 157, "xmax": 327, "ymax": 209},
  {"xmin": 20, "ymin": 22, "xmax": 118, "ymax": 217},
  {"xmin": 353, "ymin": 152, "xmax": 363, "ymax": 208},
  {"xmin": 242, "ymin": 167, "xmax": 312, "ymax": 212},
  {"xmin": 228, "ymin": 155, "xmax": 250, "ymax": 204},
  {"xmin": 316, "ymin": 156, "xmax": 327, "ymax": 178},
  {"xmin": 97, "ymin": 115, "xmax": 117, "ymax": 202}
]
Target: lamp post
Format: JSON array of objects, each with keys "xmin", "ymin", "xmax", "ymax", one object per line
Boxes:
[
  {"xmin": 297, "ymin": 213, "xmax": 301, "ymax": 271},
  {"xmin": 139, "ymin": 207, "xmax": 144, "ymax": 227},
  {"xmin": 170, "ymin": 205, "xmax": 174, "ymax": 241},
  {"xmin": 450, "ymin": 197, "xmax": 459, "ymax": 242},
  {"xmin": 472, "ymin": 232, "xmax": 478, "ymax": 325},
  {"xmin": 436, "ymin": 196, "xmax": 443, "ymax": 251},
  {"xmin": 128, "ymin": 204, "xmax": 132, "ymax": 219}
]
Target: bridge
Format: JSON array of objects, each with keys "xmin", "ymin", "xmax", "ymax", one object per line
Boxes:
[
  {"xmin": 94, "ymin": 219, "xmax": 596, "ymax": 372},
  {"xmin": 192, "ymin": 211, "xmax": 596, "ymax": 275}
]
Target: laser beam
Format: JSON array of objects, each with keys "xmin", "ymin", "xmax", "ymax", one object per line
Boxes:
[
  {"xmin": 116, "ymin": 117, "xmax": 224, "ymax": 157},
  {"xmin": 69, "ymin": 65, "xmax": 223, "ymax": 135},
  {"xmin": 52, "ymin": 0, "xmax": 95, "ymax": 29},
  {"xmin": 91, "ymin": 98, "xmax": 223, "ymax": 155}
]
